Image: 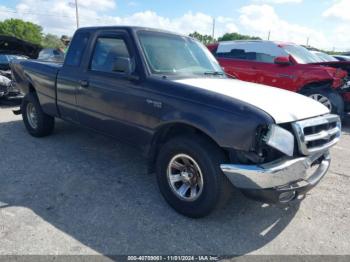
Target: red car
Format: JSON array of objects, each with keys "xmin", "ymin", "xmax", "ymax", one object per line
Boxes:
[{"xmin": 207, "ymin": 41, "xmax": 350, "ymax": 115}]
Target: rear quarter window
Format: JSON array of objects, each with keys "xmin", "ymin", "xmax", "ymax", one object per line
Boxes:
[{"xmin": 65, "ymin": 32, "xmax": 90, "ymax": 67}]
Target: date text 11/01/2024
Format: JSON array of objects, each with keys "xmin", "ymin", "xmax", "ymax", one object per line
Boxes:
[{"xmin": 127, "ymin": 256, "xmax": 219, "ymax": 261}]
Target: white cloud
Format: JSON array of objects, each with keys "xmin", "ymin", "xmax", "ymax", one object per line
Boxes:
[
  {"xmin": 253, "ymin": 0, "xmax": 303, "ymax": 4},
  {"xmin": 323, "ymin": 0, "xmax": 350, "ymax": 21},
  {"xmin": 78, "ymin": 0, "xmax": 116, "ymax": 11},
  {"xmin": 239, "ymin": 4, "xmax": 329, "ymax": 48},
  {"xmin": 0, "ymin": 0, "xmax": 237, "ymax": 39},
  {"xmin": 1, "ymin": 0, "xmax": 348, "ymax": 50},
  {"xmin": 0, "ymin": 5, "xmax": 15, "ymax": 20},
  {"xmin": 322, "ymin": 0, "xmax": 350, "ymax": 50},
  {"xmin": 128, "ymin": 1, "xmax": 139, "ymax": 7}
]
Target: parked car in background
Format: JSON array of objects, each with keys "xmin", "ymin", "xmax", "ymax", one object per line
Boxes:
[
  {"xmin": 334, "ymin": 55, "xmax": 350, "ymax": 62},
  {"xmin": 0, "ymin": 35, "xmax": 40, "ymax": 59},
  {"xmin": 207, "ymin": 41, "xmax": 349, "ymax": 115},
  {"xmin": 38, "ymin": 48, "xmax": 65, "ymax": 63},
  {"xmin": 310, "ymin": 51, "xmax": 339, "ymax": 62},
  {"xmin": 0, "ymin": 54, "xmax": 28, "ymax": 71},
  {"xmin": 308, "ymin": 50, "xmax": 350, "ymax": 75},
  {"xmin": 308, "ymin": 51, "xmax": 350, "ymax": 112},
  {"xmin": 0, "ymin": 35, "xmax": 40, "ymax": 99},
  {"xmin": 0, "ymin": 54, "xmax": 28, "ymax": 98},
  {"xmin": 11, "ymin": 26, "xmax": 341, "ymax": 218}
]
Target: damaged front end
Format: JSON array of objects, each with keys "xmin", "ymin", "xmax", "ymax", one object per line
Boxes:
[{"xmin": 221, "ymin": 114, "xmax": 341, "ymax": 204}]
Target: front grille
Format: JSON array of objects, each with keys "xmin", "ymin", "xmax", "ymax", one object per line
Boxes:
[{"xmin": 292, "ymin": 114, "xmax": 341, "ymax": 155}]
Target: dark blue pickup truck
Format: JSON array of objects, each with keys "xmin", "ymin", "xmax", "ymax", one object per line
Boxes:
[{"xmin": 11, "ymin": 26, "xmax": 341, "ymax": 218}]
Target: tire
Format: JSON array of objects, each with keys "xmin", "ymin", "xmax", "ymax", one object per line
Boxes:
[
  {"xmin": 302, "ymin": 89, "xmax": 344, "ymax": 116},
  {"xmin": 156, "ymin": 135, "xmax": 231, "ymax": 218},
  {"xmin": 22, "ymin": 92, "xmax": 55, "ymax": 137}
]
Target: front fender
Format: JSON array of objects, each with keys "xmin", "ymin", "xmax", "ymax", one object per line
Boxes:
[{"xmin": 158, "ymin": 104, "xmax": 273, "ymax": 152}]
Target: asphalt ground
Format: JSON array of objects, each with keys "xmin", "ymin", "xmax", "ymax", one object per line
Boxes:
[{"xmin": 0, "ymin": 97, "xmax": 349, "ymax": 257}]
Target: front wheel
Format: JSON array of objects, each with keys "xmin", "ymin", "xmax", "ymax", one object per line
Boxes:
[
  {"xmin": 22, "ymin": 93, "xmax": 55, "ymax": 137},
  {"xmin": 156, "ymin": 135, "xmax": 231, "ymax": 218},
  {"xmin": 303, "ymin": 89, "xmax": 344, "ymax": 116}
]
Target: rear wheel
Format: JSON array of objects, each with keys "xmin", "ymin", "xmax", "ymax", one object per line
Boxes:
[
  {"xmin": 22, "ymin": 93, "xmax": 55, "ymax": 137},
  {"xmin": 156, "ymin": 135, "xmax": 231, "ymax": 218},
  {"xmin": 303, "ymin": 89, "xmax": 344, "ymax": 116}
]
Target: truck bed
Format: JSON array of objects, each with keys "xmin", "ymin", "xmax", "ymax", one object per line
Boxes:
[{"xmin": 11, "ymin": 59, "xmax": 63, "ymax": 116}]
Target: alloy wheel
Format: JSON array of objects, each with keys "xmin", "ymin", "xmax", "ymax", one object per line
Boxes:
[
  {"xmin": 309, "ymin": 94, "xmax": 332, "ymax": 111},
  {"xmin": 26, "ymin": 103, "xmax": 38, "ymax": 129},
  {"xmin": 166, "ymin": 154, "xmax": 204, "ymax": 202}
]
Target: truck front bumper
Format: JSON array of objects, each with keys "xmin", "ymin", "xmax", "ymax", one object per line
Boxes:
[{"xmin": 221, "ymin": 151, "xmax": 330, "ymax": 203}]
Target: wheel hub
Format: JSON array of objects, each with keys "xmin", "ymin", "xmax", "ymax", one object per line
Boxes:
[
  {"xmin": 26, "ymin": 103, "xmax": 38, "ymax": 129},
  {"xmin": 180, "ymin": 171, "xmax": 192, "ymax": 182},
  {"xmin": 167, "ymin": 154, "xmax": 204, "ymax": 201}
]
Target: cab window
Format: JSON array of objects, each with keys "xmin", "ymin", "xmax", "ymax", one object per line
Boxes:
[{"xmin": 90, "ymin": 37, "xmax": 130, "ymax": 73}]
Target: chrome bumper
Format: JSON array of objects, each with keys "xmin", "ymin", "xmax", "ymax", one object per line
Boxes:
[{"xmin": 220, "ymin": 151, "xmax": 330, "ymax": 190}]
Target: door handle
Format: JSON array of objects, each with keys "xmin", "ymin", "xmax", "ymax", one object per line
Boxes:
[{"xmin": 79, "ymin": 80, "xmax": 89, "ymax": 88}]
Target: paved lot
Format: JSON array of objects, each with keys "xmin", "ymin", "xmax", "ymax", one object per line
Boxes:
[{"xmin": 0, "ymin": 98, "xmax": 350, "ymax": 256}]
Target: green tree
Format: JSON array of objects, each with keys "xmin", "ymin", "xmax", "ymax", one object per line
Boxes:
[
  {"xmin": 42, "ymin": 34, "xmax": 65, "ymax": 49},
  {"xmin": 189, "ymin": 32, "xmax": 216, "ymax": 45},
  {"xmin": 218, "ymin": 32, "xmax": 261, "ymax": 41},
  {"xmin": 0, "ymin": 18, "xmax": 43, "ymax": 45}
]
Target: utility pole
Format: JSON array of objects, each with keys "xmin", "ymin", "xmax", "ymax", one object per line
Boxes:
[
  {"xmin": 75, "ymin": 0, "xmax": 79, "ymax": 29},
  {"xmin": 267, "ymin": 31, "xmax": 271, "ymax": 40},
  {"xmin": 212, "ymin": 18, "xmax": 215, "ymax": 39},
  {"xmin": 306, "ymin": 37, "xmax": 310, "ymax": 47}
]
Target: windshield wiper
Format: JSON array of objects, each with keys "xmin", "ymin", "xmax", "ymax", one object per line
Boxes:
[{"xmin": 204, "ymin": 71, "xmax": 225, "ymax": 76}]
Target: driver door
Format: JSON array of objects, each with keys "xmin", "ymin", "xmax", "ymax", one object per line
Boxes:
[{"xmin": 75, "ymin": 31, "xmax": 155, "ymax": 146}]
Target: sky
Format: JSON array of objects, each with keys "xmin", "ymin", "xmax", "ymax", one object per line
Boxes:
[{"xmin": 0, "ymin": 0, "xmax": 349, "ymax": 51}]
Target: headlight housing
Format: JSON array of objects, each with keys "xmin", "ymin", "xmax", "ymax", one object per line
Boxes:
[{"xmin": 264, "ymin": 125, "xmax": 294, "ymax": 157}]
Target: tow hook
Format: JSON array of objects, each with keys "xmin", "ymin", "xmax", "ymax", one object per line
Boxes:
[{"xmin": 12, "ymin": 108, "xmax": 21, "ymax": 115}]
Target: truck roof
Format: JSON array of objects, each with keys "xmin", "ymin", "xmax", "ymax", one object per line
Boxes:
[{"xmin": 75, "ymin": 26, "xmax": 186, "ymax": 37}]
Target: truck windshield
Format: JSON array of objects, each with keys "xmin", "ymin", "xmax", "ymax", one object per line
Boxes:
[
  {"xmin": 282, "ymin": 45, "xmax": 321, "ymax": 64},
  {"xmin": 137, "ymin": 31, "xmax": 224, "ymax": 77}
]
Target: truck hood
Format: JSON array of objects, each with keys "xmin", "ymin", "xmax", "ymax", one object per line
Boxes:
[{"xmin": 174, "ymin": 78, "xmax": 329, "ymax": 124}]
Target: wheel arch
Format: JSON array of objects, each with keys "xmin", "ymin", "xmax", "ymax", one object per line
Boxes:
[
  {"xmin": 147, "ymin": 121, "xmax": 228, "ymax": 173},
  {"xmin": 299, "ymin": 82, "xmax": 344, "ymax": 116},
  {"xmin": 299, "ymin": 80, "xmax": 333, "ymax": 94},
  {"xmin": 20, "ymin": 83, "xmax": 37, "ymax": 111},
  {"xmin": 28, "ymin": 82, "xmax": 37, "ymax": 94}
]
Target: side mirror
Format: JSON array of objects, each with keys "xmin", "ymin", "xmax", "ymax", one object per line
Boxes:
[
  {"xmin": 274, "ymin": 56, "xmax": 291, "ymax": 65},
  {"xmin": 112, "ymin": 57, "xmax": 132, "ymax": 74}
]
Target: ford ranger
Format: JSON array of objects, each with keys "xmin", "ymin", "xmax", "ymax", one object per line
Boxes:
[{"xmin": 11, "ymin": 27, "xmax": 341, "ymax": 218}]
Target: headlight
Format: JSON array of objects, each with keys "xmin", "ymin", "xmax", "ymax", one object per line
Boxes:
[{"xmin": 264, "ymin": 125, "xmax": 294, "ymax": 156}]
